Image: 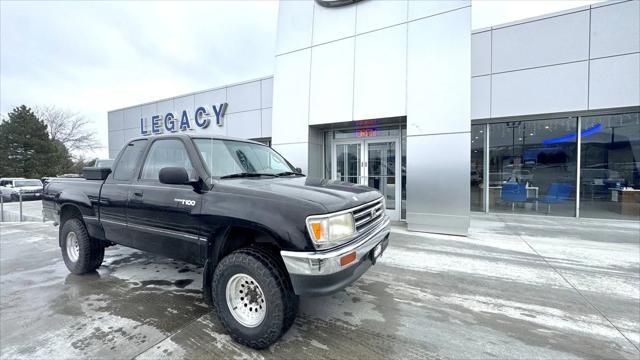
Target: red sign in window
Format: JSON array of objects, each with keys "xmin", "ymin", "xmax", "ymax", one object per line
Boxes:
[{"xmin": 356, "ymin": 128, "xmax": 377, "ymax": 137}]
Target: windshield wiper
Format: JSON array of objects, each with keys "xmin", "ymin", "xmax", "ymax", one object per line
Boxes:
[
  {"xmin": 220, "ymin": 172, "xmax": 278, "ymax": 179},
  {"xmin": 275, "ymin": 171, "xmax": 304, "ymax": 177}
]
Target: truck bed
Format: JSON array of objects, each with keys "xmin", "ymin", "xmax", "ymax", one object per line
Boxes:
[{"xmin": 43, "ymin": 178, "xmax": 104, "ymax": 223}]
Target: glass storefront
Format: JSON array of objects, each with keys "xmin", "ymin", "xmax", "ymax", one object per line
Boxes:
[
  {"xmin": 367, "ymin": 141, "xmax": 397, "ymax": 210},
  {"xmin": 470, "ymin": 125, "xmax": 485, "ymax": 211},
  {"xmin": 335, "ymin": 143, "xmax": 361, "ymax": 184},
  {"xmin": 489, "ymin": 118, "xmax": 577, "ymax": 216},
  {"xmin": 471, "ymin": 112, "xmax": 639, "ymax": 221},
  {"xmin": 323, "ymin": 124, "xmax": 407, "ymax": 221},
  {"xmin": 401, "ymin": 128, "xmax": 406, "ymax": 220},
  {"xmin": 580, "ymin": 113, "xmax": 640, "ymax": 220}
]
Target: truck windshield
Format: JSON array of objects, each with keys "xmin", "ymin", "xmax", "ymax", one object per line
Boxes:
[
  {"xmin": 194, "ymin": 139, "xmax": 296, "ymax": 178},
  {"xmin": 14, "ymin": 180, "xmax": 42, "ymax": 187}
]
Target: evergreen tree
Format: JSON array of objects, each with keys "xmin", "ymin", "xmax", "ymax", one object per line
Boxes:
[
  {"xmin": 0, "ymin": 105, "xmax": 73, "ymax": 178},
  {"xmin": 51, "ymin": 139, "xmax": 75, "ymax": 175}
]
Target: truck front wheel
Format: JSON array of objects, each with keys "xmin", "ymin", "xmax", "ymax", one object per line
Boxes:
[
  {"xmin": 212, "ymin": 247, "xmax": 298, "ymax": 349},
  {"xmin": 60, "ymin": 218, "xmax": 104, "ymax": 274}
]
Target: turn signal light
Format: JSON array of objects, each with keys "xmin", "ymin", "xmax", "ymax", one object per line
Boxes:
[
  {"xmin": 340, "ymin": 251, "xmax": 356, "ymax": 267},
  {"xmin": 310, "ymin": 222, "xmax": 322, "ymax": 240}
]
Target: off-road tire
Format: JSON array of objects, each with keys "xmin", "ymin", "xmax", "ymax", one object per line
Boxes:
[
  {"xmin": 212, "ymin": 247, "xmax": 298, "ymax": 349},
  {"xmin": 90, "ymin": 245, "xmax": 105, "ymax": 270},
  {"xmin": 60, "ymin": 218, "xmax": 105, "ymax": 274}
]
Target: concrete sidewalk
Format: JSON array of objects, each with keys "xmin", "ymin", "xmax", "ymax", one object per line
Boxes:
[{"xmin": 0, "ymin": 215, "xmax": 638, "ymax": 359}]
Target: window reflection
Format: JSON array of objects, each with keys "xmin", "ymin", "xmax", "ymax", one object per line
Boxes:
[
  {"xmin": 335, "ymin": 143, "xmax": 360, "ymax": 184},
  {"xmin": 367, "ymin": 142, "xmax": 396, "ymax": 210},
  {"xmin": 470, "ymin": 125, "xmax": 485, "ymax": 211},
  {"xmin": 401, "ymin": 128, "xmax": 406, "ymax": 220},
  {"xmin": 141, "ymin": 139, "xmax": 195, "ymax": 181},
  {"xmin": 580, "ymin": 113, "xmax": 640, "ymax": 220},
  {"xmin": 488, "ymin": 118, "xmax": 577, "ymax": 216}
]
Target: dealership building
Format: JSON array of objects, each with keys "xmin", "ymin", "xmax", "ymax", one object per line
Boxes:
[{"xmin": 108, "ymin": 0, "xmax": 640, "ymax": 235}]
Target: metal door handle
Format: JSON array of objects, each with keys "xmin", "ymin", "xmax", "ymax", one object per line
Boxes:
[{"xmin": 133, "ymin": 191, "xmax": 143, "ymax": 197}]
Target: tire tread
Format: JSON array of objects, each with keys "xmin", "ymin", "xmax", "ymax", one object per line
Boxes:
[
  {"xmin": 212, "ymin": 247, "xmax": 298, "ymax": 349},
  {"xmin": 61, "ymin": 218, "xmax": 104, "ymax": 274}
]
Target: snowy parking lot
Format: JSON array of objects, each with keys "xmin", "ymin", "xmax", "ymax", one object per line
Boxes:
[{"xmin": 1, "ymin": 214, "xmax": 638, "ymax": 359}]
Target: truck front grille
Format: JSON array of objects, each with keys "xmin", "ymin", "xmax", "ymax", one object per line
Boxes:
[
  {"xmin": 352, "ymin": 198, "xmax": 385, "ymax": 233},
  {"xmin": 21, "ymin": 189, "xmax": 41, "ymax": 194}
]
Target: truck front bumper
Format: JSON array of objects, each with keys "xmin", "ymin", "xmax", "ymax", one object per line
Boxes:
[{"xmin": 280, "ymin": 216, "xmax": 391, "ymax": 296}]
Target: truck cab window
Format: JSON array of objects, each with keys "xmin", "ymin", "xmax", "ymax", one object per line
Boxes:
[
  {"xmin": 141, "ymin": 139, "xmax": 195, "ymax": 181},
  {"xmin": 113, "ymin": 140, "xmax": 147, "ymax": 181},
  {"xmin": 194, "ymin": 138, "xmax": 293, "ymax": 177}
]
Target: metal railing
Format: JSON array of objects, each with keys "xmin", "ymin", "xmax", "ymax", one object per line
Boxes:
[{"xmin": 0, "ymin": 192, "xmax": 41, "ymax": 222}]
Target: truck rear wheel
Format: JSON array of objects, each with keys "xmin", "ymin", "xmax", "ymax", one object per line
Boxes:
[
  {"xmin": 60, "ymin": 218, "xmax": 104, "ymax": 274},
  {"xmin": 212, "ymin": 247, "xmax": 298, "ymax": 349}
]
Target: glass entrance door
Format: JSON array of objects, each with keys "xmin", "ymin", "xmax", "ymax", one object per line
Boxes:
[
  {"xmin": 335, "ymin": 143, "xmax": 361, "ymax": 184},
  {"xmin": 332, "ymin": 139, "xmax": 400, "ymax": 220},
  {"xmin": 366, "ymin": 140, "xmax": 399, "ymax": 219}
]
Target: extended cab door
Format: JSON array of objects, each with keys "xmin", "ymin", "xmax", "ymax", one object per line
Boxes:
[
  {"xmin": 100, "ymin": 139, "xmax": 148, "ymax": 246},
  {"xmin": 126, "ymin": 138, "xmax": 203, "ymax": 263}
]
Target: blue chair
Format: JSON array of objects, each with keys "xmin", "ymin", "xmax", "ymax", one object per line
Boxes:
[
  {"xmin": 539, "ymin": 183, "xmax": 573, "ymax": 213},
  {"xmin": 501, "ymin": 182, "xmax": 527, "ymax": 211}
]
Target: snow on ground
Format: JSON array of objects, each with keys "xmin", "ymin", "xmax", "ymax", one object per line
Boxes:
[{"xmin": 1, "ymin": 214, "xmax": 639, "ymax": 359}]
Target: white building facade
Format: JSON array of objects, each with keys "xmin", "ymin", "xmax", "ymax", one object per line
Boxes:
[{"xmin": 108, "ymin": 0, "xmax": 640, "ymax": 235}]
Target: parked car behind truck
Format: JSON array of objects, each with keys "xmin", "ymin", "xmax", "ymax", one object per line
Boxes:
[
  {"xmin": 43, "ymin": 134, "xmax": 390, "ymax": 348},
  {"xmin": 0, "ymin": 178, "xmax": 43, "ymax": 201}
]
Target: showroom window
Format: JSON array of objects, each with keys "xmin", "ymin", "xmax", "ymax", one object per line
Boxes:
[
  {"xmin": 579, "ymin": 113, "xmax": 640, "ymax": 220},
  {"xmin": 401, "ymin": 127, "xmax": 406, "ymax": 220},
  {"xmin": 470, "ymin": 125, "xmax": 485, "ymax": 212},
  {"xmin": 471, "ymin": 111, "xmax": 639, "ymax": 221},
  {"xmin": 488, "ymin": 118, "xmax": 577, "ymax": 217}
]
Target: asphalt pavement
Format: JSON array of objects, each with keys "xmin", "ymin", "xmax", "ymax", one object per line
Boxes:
[{"xmin": 0, "ymin": 214, "xmax": 638, "ymax": 359}]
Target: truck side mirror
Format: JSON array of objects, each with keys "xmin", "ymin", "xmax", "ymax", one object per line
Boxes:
[
  {"xmin": 295, "ymin": 167, "xmax": 303, "ymax": 174},
  {"xmin": 159, "ymin": 167, "xmax": 190, "ymax": 185}
]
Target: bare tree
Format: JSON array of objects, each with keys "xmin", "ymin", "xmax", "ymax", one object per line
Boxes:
[{"xmin": 34, "ymin": 105, "xmax": 100, "ymax": 155}]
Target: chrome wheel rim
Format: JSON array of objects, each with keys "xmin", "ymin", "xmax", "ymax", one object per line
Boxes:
[
  {"xmin": 66, "ymin": 232, "xmax": 79, "ymax": 262},
  {"xmin": 225, "ymin": 273, "xmax": 266, "ymax": 328}
]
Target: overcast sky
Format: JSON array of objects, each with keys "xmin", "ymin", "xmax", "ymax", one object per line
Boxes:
[{"xmin": 1, "ymin": 0, "xmax": 603, "ymax": 159}]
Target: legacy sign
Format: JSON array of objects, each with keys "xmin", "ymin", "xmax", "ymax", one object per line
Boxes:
[{"xmin": 140, "ymin": 103, "xmax": 228, "ymax": 135}]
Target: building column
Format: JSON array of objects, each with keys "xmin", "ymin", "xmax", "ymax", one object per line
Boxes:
[{"xmin": 405, "ymin": 5, "xmax": 471, "ymax": 235}]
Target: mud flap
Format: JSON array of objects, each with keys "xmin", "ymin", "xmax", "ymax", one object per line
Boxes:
[{"xmin": 202, "ymin": 258, "xmax": 214, "ymax": 306}]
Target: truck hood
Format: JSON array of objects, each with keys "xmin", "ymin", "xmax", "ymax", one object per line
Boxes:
[{"xmin": 215, "ymin": 176, "xmax": 382, "ymax": 213}]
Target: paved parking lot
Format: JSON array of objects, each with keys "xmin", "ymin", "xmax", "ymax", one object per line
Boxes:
[{"xmin": 1, "ymin": 214, "xmax": 638, "ymax": 359}]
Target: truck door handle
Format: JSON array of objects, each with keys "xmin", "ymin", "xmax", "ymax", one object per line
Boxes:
[{"xmin": 133, "ymin": 191, "xmax": 143, "ymax": 197}]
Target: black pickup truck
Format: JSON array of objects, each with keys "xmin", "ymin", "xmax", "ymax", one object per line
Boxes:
[{"xmin": 43, "ymin": 134, "xmax": 390, "ymax": 348}]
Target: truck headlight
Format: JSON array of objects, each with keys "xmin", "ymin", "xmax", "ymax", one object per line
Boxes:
[{"xmin": 306, "ymin": 213, "xmax": 355, "ymax": 249}]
